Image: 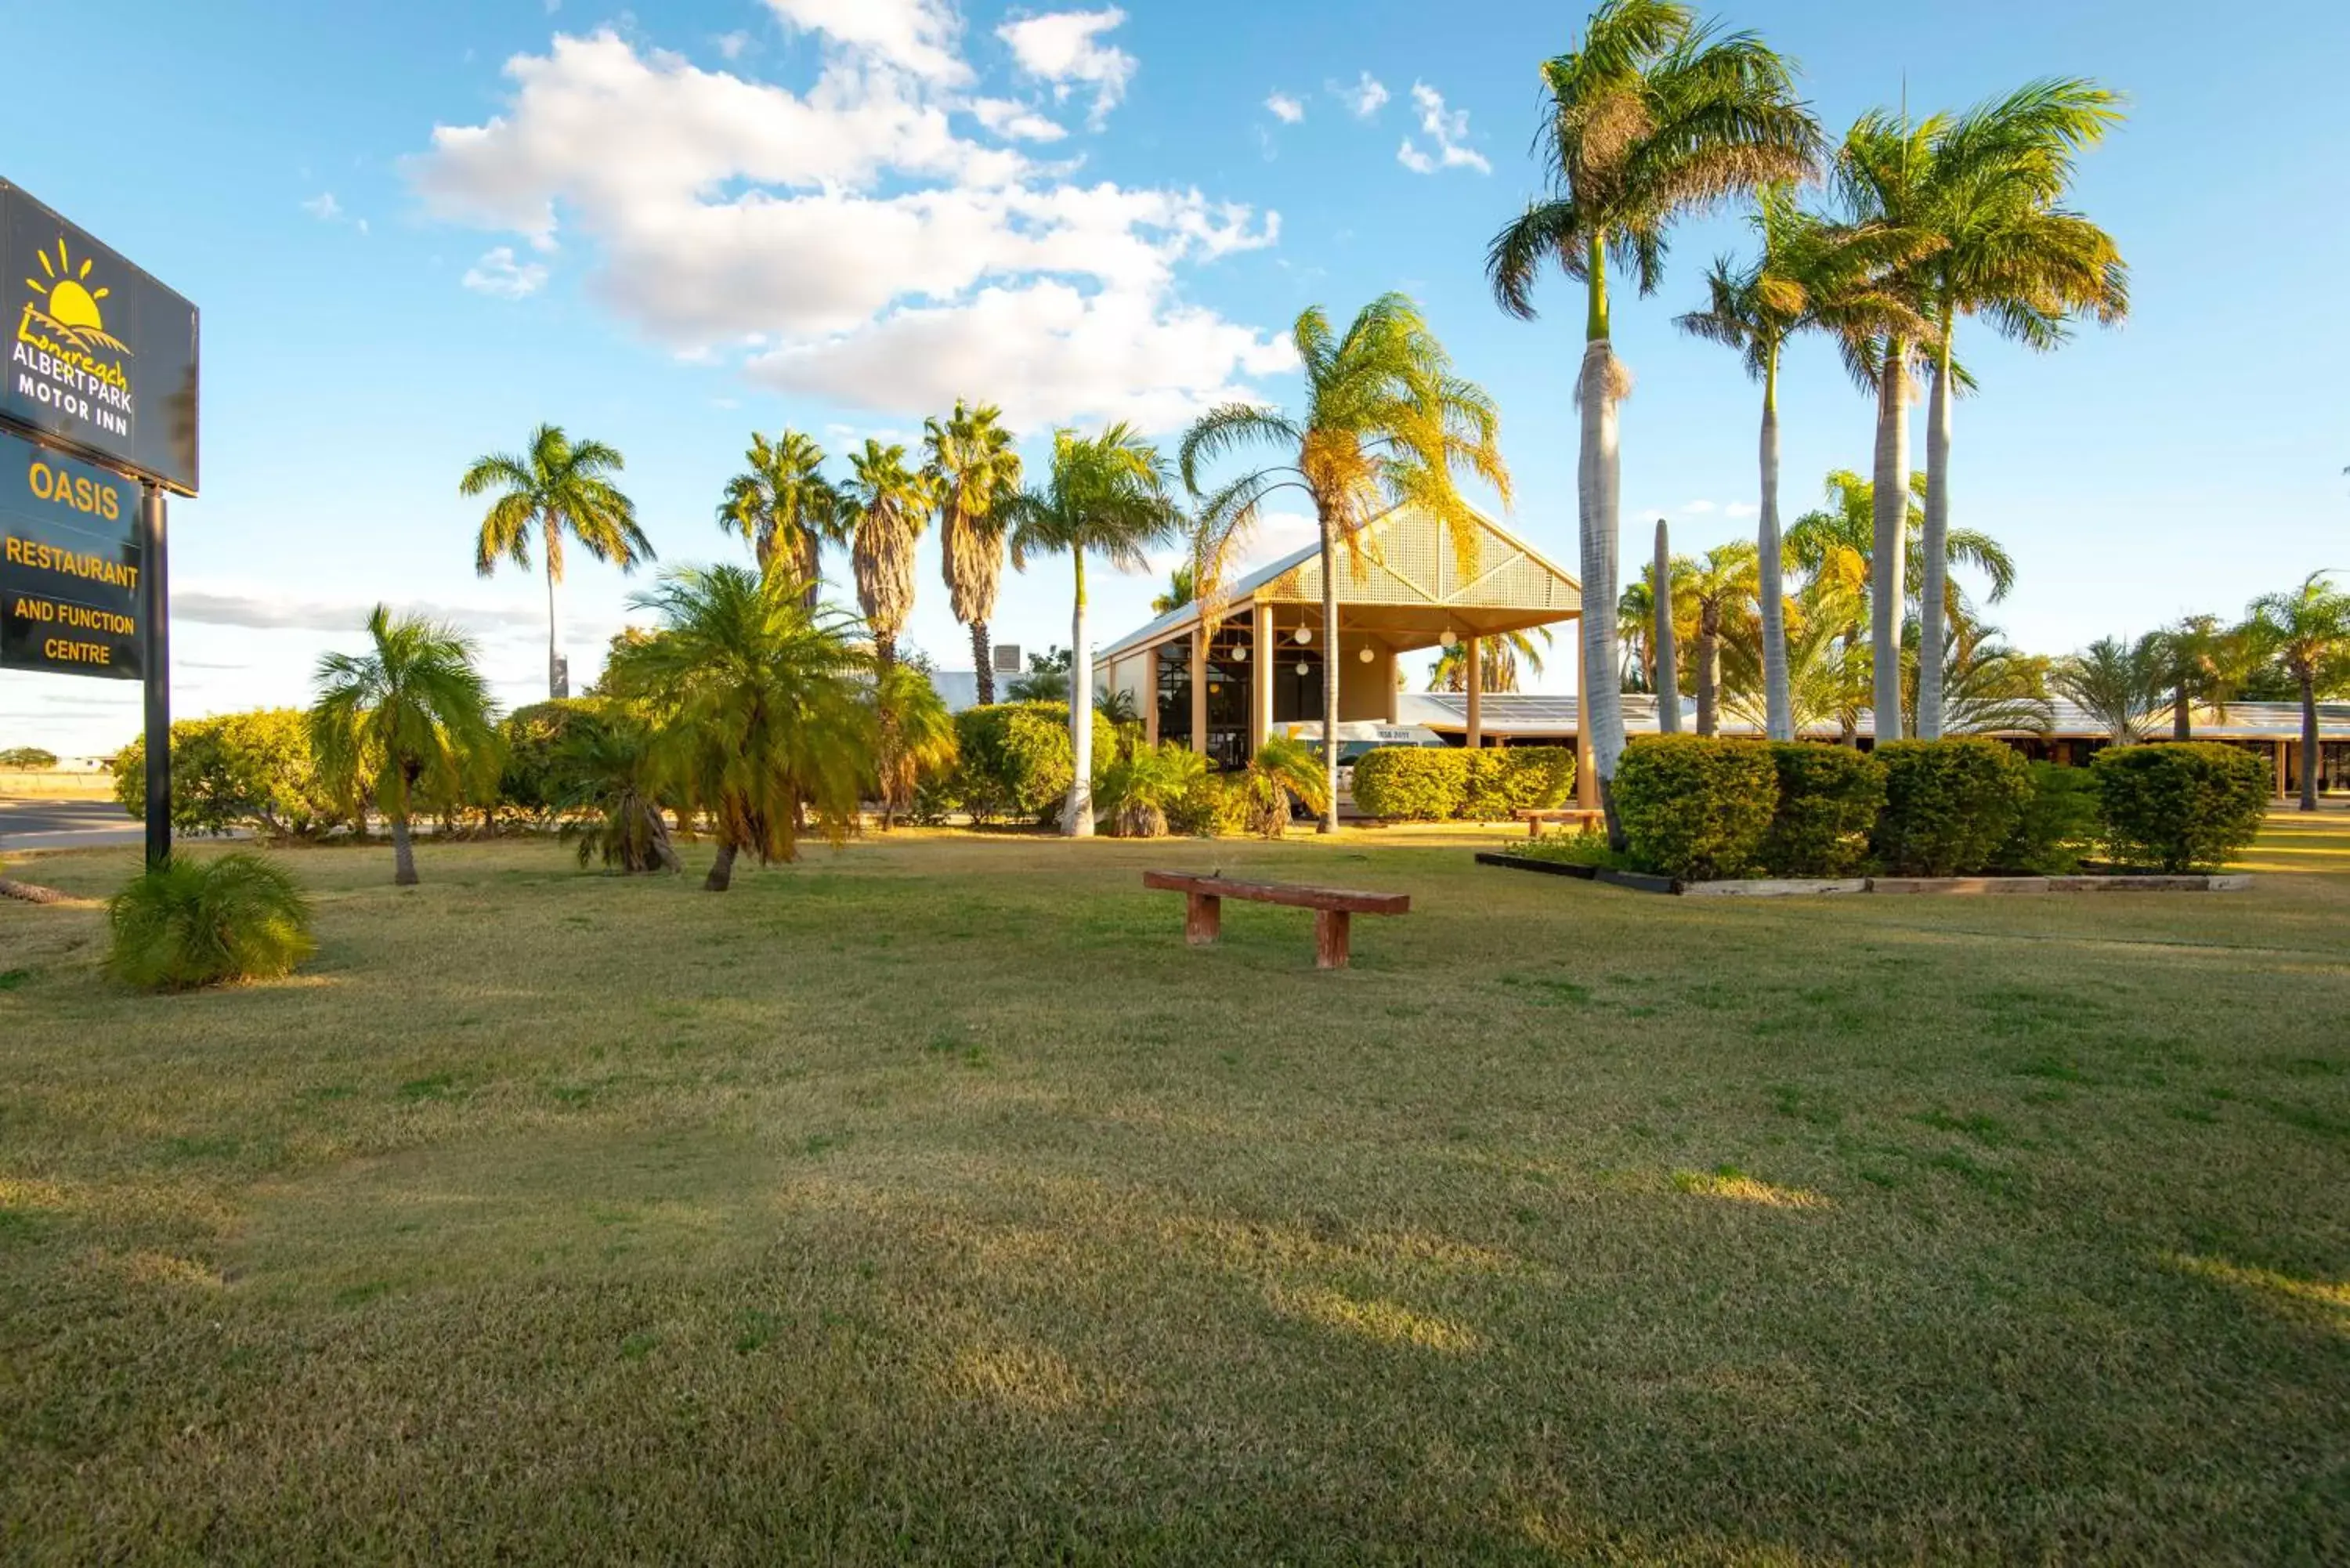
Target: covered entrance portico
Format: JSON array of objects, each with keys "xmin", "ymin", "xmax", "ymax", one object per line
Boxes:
[{"xmin": 1095, "ymin": 510, "xmax": 1588, "ymax": 793}]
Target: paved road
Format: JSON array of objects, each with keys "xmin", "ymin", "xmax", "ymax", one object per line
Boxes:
[{"xmin": 0, "ymin": 797, "xmax": 146, "ymax": 850}]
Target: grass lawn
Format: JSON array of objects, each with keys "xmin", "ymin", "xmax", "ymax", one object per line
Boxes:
[{"xmin": 2, "ymin": 816, "xmax": 2346, "ymax": 1563}]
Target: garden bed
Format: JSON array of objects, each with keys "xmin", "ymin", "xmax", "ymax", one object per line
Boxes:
[{"xmin": 1475, "ymin": 853, "xmax": 2251, "ymax": 898}]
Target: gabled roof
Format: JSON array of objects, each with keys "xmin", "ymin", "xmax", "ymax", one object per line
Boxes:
[{"xmin": 1097, "ymin": 509, "xmax": 1582, "ymax": 663}]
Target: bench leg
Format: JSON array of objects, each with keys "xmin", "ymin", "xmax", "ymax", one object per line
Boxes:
[
  {"xmin": 1314, "ymin": 909, "xmax": 1351, "ymax": 970},
  {"xmin": 1186, "ymin": 892, "xmax": 1221, "ymax": 946}
]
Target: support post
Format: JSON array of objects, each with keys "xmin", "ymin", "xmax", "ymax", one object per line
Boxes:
[
  {"xmin": 1575, "ymin": 612, "xmax": 1596, "ymax": 810},
  {"xmin": 1190, "ymin": 620, "xmax": 1211, "ymax": 762},
  {"xmin": 1314, "ymin": 909, "xmax": 1352, "ymax": 970},
  {"xmin": 1144, "ymin": 647, "xmax": 1160, "ymax": 748},
  {"xmin": 1465, "ymin": 634, "xmax": 1483, "ymax": 750},
  {"xmin": 140, "ymin": 484, "xmax": 170, "ymax": 870},
  {"xmin": 2276, "ymin": 739, "xmax": 2287, "ymax": 802},
  {"xmin": 1250, "ymin": 602, "xmax": 1272, "ymax": 757},
  {"xmin": 1185, "ymin": 892, "xmax": 1221, "ymax": 946}
]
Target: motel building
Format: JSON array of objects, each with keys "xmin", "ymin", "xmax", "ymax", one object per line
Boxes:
[
  {"xmin": 1091, "ymin": 508, "xmax": 1591, "ymax": 783},
  {"xmin": 1083, "ymin": 508, "xmax": 2348, "ymax": 807}
]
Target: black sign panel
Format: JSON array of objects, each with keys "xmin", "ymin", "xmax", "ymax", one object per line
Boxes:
[
  {"xmin": 2, "ymin": 180, "xmax": 198, "ymax": 496},
  {"xmin": 0, "ymin": 427, "xmax": 143, "ymax": 679}
]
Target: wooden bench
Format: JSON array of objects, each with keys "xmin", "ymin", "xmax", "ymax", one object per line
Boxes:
[
  {"xmin": 1516, "ymin": 807, "xmax": 1605, "ymax": 838},
  {"xmin": 1142, "ymin": 871, "xmax": 1410, "ymax": 970}
]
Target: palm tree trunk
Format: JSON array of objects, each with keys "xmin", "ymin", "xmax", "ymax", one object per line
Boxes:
[
  {"xmin": 2301, "ymin": 674, "xmax": 2320, "ymax": 811},
  {"xmin": 1696, "ymin": 617, "xmax": 1719, "ymax": 737},
  {"xmin": 2173, "ymin": 685, "xmax": 2191, "ymax": 742},
  {"xmin": 971, "ymin": 620, "xmax": 996, "ymax": 706},
  {"xmin": 1917, "ymin": 328, "xmax": 1955, "ymax": 739},
  {"xmin": 1580, "ymin": 233, "xmax": 1629, "ymax": 847},
  {"xmin": 1870, "ymin": 343, "xmax": 1909, "ymax": 746},
  {"xmin": 1653, "ymin": 520, "xmax": 1680, "ymax": 734},
  {"xmin": 1318, "ymin": 508, "xmax": 1340, "ymax": 833},
  {"xmin": 1759, "ymin": 357, "xmax": 1792, "ymax": 742},
  {"xmin": 1066, "ymin": 553, "xmax": 1094, "ymax": 836},
  {"xmin": 706, "ymin": 838, "xmax": 738, "ymax": 892},
  {"xmin": 545, "ymin": 540, "xmax": 564, "ymax": 699},
  {"xmin": 391, "ymin": 814, "xmax": 418, "ymax": 886}
]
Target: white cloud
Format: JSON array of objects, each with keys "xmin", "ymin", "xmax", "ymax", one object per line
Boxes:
[
  {"xmin": 1265, "ymin": 92, "xmax": 1303, "ymax": 125},
  {"xmin": 1397, "ymin": 81, "xmax": 1488, "ymax": 175},
  {"xmin": 997, "ymin": 9, "xmax": 1136, "ymax": 128},
  {"xmin": 462, "ymin": 245, "xmax": 550, "ymax": 299},
  {"xmin": 301, "ymin": 191, "xmax": 343, "ymax": 221},
  {"xmin": 1683, "ymin": 500, "xmax": 1719, "ymax": 514},
  {"xmin": 408, "ymin": 29, "xmax": 1287, "ymax": 430},
  {"xmin": 1724, "ymin": 502, "xmax": 1759, "ymax": 519},
  {"xmin": 765, "ymin": 0, "xmax": 967, "ymax": 83},
  {"xmin": 1331, "ymin": 71, "xmax": 1389, "ymax": 119},
  {"xmin": 175, "ymin": 589, "xmax": 547, "ymax": 635},
  {"xmin": 972, "ymin": 96, "xmax": 1068, "ymax": 142},
  {"xmin": 714, "ymin": 30, "xmax": 750, "ymax": 60}
]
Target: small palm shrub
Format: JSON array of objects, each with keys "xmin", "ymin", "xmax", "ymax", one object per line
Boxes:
[
  {"xmin": 1759, "ymin": 744, "xmax": 1885, "ymax": 877},
  {"xmin": 1995, "ymin": 762, "xmax": 2099, "ymax": 875},
  {"xmin": 1871, "ymin": 739, "xmax": 2034, "ymax": 876},
  {"xmin": 1099, "ymin": 742, "xmax": 1208, "ymax": 837},
  {"xmin": 107, "ymin": 854, "xmax": 315, "ymax": 992},
  {"xmin": 1613, "ymin": 736, "xmax": 1777, "ymax": 880},
  {"xmin": 1240, "ymin": 735, "xmax": 1329, "ymax": 838},
  {"xmin": 2092, "ymin": 742, "xmax": 2270, "ymax": 873},
  {"xmin": 554, "ymin": 719, "xmax": 679, "ymax": 873}
]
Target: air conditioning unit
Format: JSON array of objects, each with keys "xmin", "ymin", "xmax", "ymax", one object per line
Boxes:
[{"xmin": 992, "ymin": 643, "xmax": 1022, "ymax": 674}]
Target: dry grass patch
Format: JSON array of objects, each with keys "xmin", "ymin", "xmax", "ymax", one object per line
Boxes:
[{"xmin": 0, "ymin": 825, "xmax": 2345, "ymax": 1563}]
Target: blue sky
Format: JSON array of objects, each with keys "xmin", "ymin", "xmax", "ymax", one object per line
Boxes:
[{"xmin": 2, "ymin": 0, "xmax": 2345, "ymax": 754}]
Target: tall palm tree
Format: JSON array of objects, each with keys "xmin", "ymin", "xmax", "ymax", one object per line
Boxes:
[
  {"xmin": 1151, "ymin": 562, "xmax": 1198, "ymax": 616},
  {"xmin": 841, "ymin": 439, "xmax": 936, "ymax": 673},
  {"xmin": 926, "ymin": 401, "xmax": 1024, "ymax": 703},
  {"xmin": 1911, "ymin": 80, "xmax": 2128, "ymax": 737},
  {"xmin": 1676, "ymin": 185, "xmax": 1927, "ymax": 739},
  {"xmin": 2248, "ymin": 573, "xmax": 2350, "ymax": 811},
  {"xmin": 310, "ymin": 607, "xmax": 503, "ymax": 886},
  {"xmin": 461, "ymin": 425, "xmax": 653, "ymax": 698},
  {"xmin": 2153, "ymin": 614, "xmax": 2258, "ymax": 741},
  {"xmin": 1908, "ymin": 616, "xmax": 2053, "ymax": 738},
  {"xmin": 1005, "ymin": 425, "xmax": 1186, "ymax": 837},
  {"xmin": 2051, "ymin": 633, "xmax": 2167, "ymax": 744},
  {"xmin": 1650, "ymin": 519, "xmax": 1683, "ymax": 732},
  {"xmin": 1486, "ymin": 0, "xmax": 1816, "ymax": 839},
  {"xmin": 717, "ymin": 430, "xmax": 847, "ymax": 608},
  {"xmin": 604, "ymin": 565, "xmax": 871, "ymax": 889},
  {"xmin": 1180, "ymin": 294, "xmax": 1510, "ymax": 831},
  {"xmin": 1617, "ymin": 550, "xmax": 1692, "ymax": 694},
  {"xmin": 1785, "ymin": 468, "xmax": 2016, "ymax": 621},
  {"xmin": 1683, "ymin": 541, "xmax": 1760, "ymax": 735},
  {"xmin": 1430, "ymin": 627, "xmax": 1553, "ymax": 693},
  {"xmin": 840, "ymin": 439, "xmax": 937, "ymax": 824}
]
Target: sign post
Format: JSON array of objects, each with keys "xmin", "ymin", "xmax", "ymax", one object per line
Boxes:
[
  {"xmin": 141, "ymin": 485, "xmax": 168, "ymax": 867},
  {"xmin": 0, "ymin": 179, "xmax": 198, "ymax": 868}
]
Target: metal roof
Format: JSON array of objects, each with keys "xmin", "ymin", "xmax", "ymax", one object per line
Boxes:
[{"xmin": 1400, "ymin": 693, "xmax": 2350, "ymax": 742}]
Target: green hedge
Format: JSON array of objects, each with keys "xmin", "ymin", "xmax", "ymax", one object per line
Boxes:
[
  {"xmin": 1614, "ymin": 735, "xmax": 1778, "ymax": 881},
  {"xmin": 1165, "ymin": 771, "xmax": 1251, "ymax": 838},
  {"xmin": 949, "ymin": 703, "xmax": 1116, "ymax": 826},
  {"xmin": 113, "ymin": 710, "xmax": 345, "ymax": 840},
  {"xmin": 1350, "ymin": 748, "xmax": 1466, "ymax": 821},
  {"xmin": 2092, "ymin": 742, "xmax": 2270, "ymax": 873},
  {"xmin": 1870, "ymin": 739, "xmax": 2033, "ymax": 876},
  {"xmin": 1759, "ymin": 744, "xmax": 1885, "ymax": 877},
  {"xmin": 1350, "ymin": 746, "xmax": 1575, "ymax": 822},
  {"xmin": 1997, "ymin": 762, "xmax": 2099, "ymax": 876},
  {"xmin": 1464, "ymin": 747, "xmax": 1576, "ymax": 819}
]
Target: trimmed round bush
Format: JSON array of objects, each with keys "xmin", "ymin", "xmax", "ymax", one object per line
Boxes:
[
  {"xmin": 1996, "ymin": 761, "xmax": 2099, "ymax": 876},
  {"xmin": 1165, "ymin": 771, "xmax": 1249, "ymax": 838},
  {"xmin": 2092, "ymin": 742, "xmax": 2271, "ymax": 873},
  {"xmin": 1350, "ymin": 747, "xmax": 1467, "ymax": 821},
  {"xmin": 1462, "ymin": 746, "xmax": 1577, "ymax": 819},
  {"xmin": 1759, "ymin": 744, "xmax": 1885, "ymax": 877},
  {"xmin": 1613, "ymin": 735, "xmax": 1778, "ymax": 881},
  {"xmin": 949, "ymin": 703, "xmax": 1116, "ymax": 825},
  {"xmin": 106, "ymin": 853, "xmax": 316, "ymax": 992},
  {"xmin": 1870, "ymin": 739, "xmax": 2033, "ymax": 877},
  {"xmin": 114, "ymin": 710, "xmax": 344, "ymax": 840}
]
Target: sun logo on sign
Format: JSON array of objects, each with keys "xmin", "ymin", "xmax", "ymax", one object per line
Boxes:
[{"xmin": 24, "ymin": 240, "xmax": 131, "ymax": 356}]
